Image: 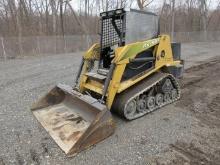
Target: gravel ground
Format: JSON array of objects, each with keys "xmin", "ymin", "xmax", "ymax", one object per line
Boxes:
[{"xmin": 0, "ymin": 42, "xmax": 220, "ymax": 165}]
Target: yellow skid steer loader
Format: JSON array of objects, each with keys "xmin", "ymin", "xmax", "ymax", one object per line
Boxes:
[{"xmin": 31, "ymin": 8, "xmax": 184, "ymax": 157}]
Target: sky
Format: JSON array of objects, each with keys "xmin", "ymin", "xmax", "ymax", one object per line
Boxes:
[{"xmin": 70, "ymin": 0, "xmax": 219, "ymax": 12}]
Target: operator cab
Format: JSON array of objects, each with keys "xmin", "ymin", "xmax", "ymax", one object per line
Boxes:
[{"xmin": 99, "ymin": 8, "xmax": 159, "ymax": 69}]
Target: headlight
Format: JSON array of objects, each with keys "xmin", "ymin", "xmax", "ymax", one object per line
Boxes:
[
  {"xmin": 100, "ymin": 12, "xmax": 107, "ymax": 17},
  {"xmin": 116, "ymin": 9, "xmax": 122, "ymax": 14}
]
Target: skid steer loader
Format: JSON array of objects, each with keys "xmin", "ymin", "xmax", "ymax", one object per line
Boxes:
[{"xmin": 31, "ymin": 8, "xmax": 184, "ymax": 156}]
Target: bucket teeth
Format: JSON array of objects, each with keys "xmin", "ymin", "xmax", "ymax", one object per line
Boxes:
[{"xmin": 31, "ymin": 84, "xmax": 115, "ymax": 156}]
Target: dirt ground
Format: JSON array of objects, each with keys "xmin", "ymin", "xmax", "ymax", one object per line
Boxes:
[
  {"xmin": 148, "ymin": 57, "xmax": 220, "ymax": 165},
  {"xmin": 0, "ymin": 42, "xmax": 220, "ymax": 165}
]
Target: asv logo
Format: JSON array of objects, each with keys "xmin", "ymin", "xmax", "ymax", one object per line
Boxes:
[
  {"xmin": 143, "ymin": 39, "xmax": 159, "ymax": 49},
  {"xmin": 143, "ymin": 42, "xmax": 151, "ymax": 49}
]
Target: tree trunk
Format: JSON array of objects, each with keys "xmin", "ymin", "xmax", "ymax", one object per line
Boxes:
[
  {"xmin": 137, "ymin": 0, "xmax": 144, "ymax": 10},
  {"xmin": 60, "ymin": 0, "xmax": 64, "ymax": 36},
  {"xmin": 50, "ymin": 0, "xmax": 57, "ymax": 35},
  {"xmin": 85, "ymin": 0, "xmax": 88, "ymax": 17},
  {"xmin": 171, "ymin": 0, "xmax": 175, "ymax": 40},
  {"xmin": 200, "ymin": 0, "xmax": 208, "ymax": 40},
  {"xmin": 17, "ymin": 0, "xmax": 23, "ymax": 56}
]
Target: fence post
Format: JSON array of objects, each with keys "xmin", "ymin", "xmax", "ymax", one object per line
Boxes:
[
  {"xmin": 37, "ymin": 36, "xmax": 41, "ymax": 55},
  {"xmin": 54, "ymin": 36, "xmax": 57, "ymax": 54},
  {"xmin": 188, "ymin": 32, "xmax": 190, "ymax": 42},
  {"xmin": 64, "ymin": 35, "xmax": 67, "ymax": 54},
  {"xmin": 1, "ymin": 37, "xmax": 7, "ymax": 60}
]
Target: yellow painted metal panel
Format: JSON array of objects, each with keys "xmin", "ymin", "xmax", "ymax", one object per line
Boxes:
[{"xmin": 84, "ymin": 83, "xmax": 103, "ymax": 95}]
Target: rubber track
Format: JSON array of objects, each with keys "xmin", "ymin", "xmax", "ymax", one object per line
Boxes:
[{"xmin": 112, "ymin": 72, "xmax": 181, "ymax": 120}]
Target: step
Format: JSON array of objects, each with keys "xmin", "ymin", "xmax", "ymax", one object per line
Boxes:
[
  {"xmin": 86, "ymin": 72, "xmax": 106, "ymax": 81},
  {"xmin": 97, "ymin": 68, "xmax": 109, "ymax": 76}
]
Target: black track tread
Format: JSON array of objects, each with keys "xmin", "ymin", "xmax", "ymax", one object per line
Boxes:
[{"xmin": 112, "ymin": 72, "xmax": 180, "ymax": 120}]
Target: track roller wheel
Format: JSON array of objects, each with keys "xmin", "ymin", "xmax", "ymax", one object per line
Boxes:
[
  {"xmin": 164, "ymin": 93, "xmax": 171, "ymax": 102},
  {"xmin": 137, "ymin": 96, "xmax": 147, "ymax": 113},
  {"xmin": 155, "ymin": 93, "xmax": 164, "ymax": 106},
  {"xmin": 146, "ymin": 96, "xmax": 156, "ymax": 111},
  {"xmin": 124, "ymin": 100, "xmax": 137, "ymax": 119}
]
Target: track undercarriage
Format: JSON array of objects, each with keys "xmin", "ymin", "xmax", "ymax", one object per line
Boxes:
[{"xmin": 112, "ymin": 72, "xmax": 180, "ymax": 120}]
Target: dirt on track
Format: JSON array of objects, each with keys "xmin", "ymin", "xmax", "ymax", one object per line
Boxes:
[{"xmin": 0, "ymin": 43, "xmax": 220, "ymax": 165}]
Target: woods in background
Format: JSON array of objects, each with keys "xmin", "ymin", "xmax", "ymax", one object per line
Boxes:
[{"xmin": 0, "ymin": 0, "xmax": 219, "ymax": 37}]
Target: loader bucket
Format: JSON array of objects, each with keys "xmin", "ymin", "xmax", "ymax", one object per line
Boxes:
[{"xmin": 31, "ymin": 84, "xmax": 115, "ymax": 157}]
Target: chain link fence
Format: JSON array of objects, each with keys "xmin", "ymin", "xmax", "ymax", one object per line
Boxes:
[
  {"xmin": 172, "ymin": 31, "xmax": 220, "ymax": 43},
  {"xmin": 0, "ymin": 35, "xmax": 99, "ymax": 60},
  {"xmin": 0, "ymin": 31, "xmax": 220, "ymax": 60}
]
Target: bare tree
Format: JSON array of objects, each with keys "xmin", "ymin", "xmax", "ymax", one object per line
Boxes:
[
  {"xmin": 171, "ymin": 0, "xmax": 175, "ymax": 40},
  {"xmin": 0, "ymin": 0, "xmax": 219, "ymax": 38},
  {"xmin": 50, "ymin": 0, "xmax": 57, "ymax": 35},
  {"xmin": 60, "ymin": 0, "xmax": 64, "ymax": 36},
  {"xmin": 85, "ymin": 0, "xmax": 88, "ymax": 16},
  {"xmin": 199, "ymin": 0, "xmax": 208, "ymax": 39},
  {"xmin": 18, "ymin": 0, "xmax": 23, "ymax": 55},
  {"xmin": 137, "ymin": 0, "xmax": 154, "ymax": 10}
]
